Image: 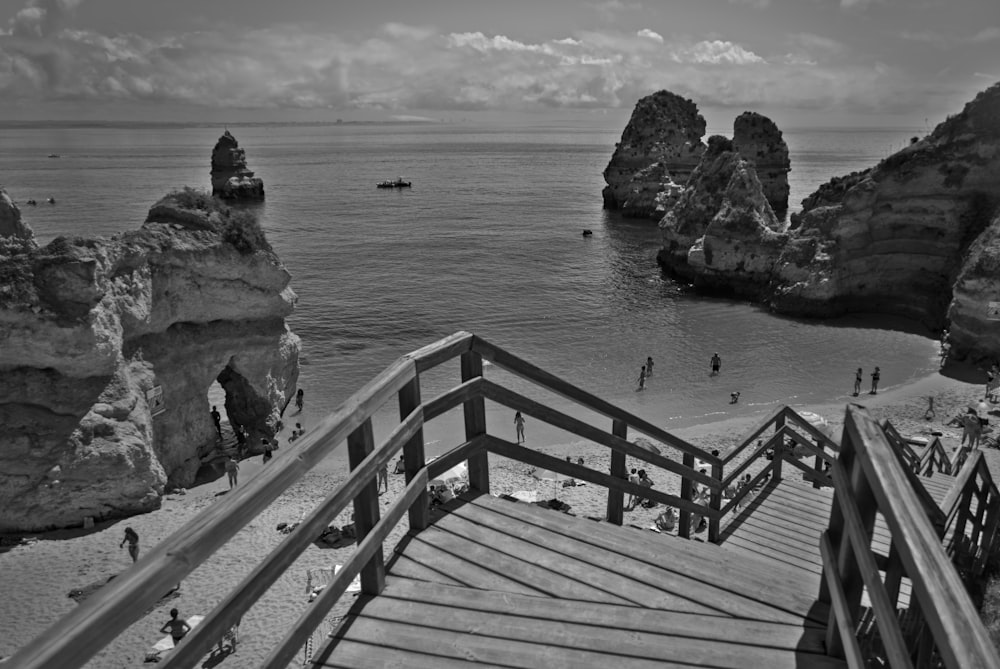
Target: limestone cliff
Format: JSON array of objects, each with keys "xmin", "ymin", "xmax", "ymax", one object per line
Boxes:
[
  {"xmin": 0, "ymin": 190, "xmax": 298, "ymax": 531},
  {"xmin": 733, "ymin": 112, "xmax": 790, "ymax": 216},
  {"xmin": 602, "ymin": 91, "xmax": 706, "ymax": 219},
  {"xmin": 657, "ymin": 82, "xmax": 1000, "ymax": 364},
  {"xmin": 0, "ymin": 187, "xmax": 33, "ymax": 243},
  {"xmin": 211, "ymin": 131, "xmax": 265, "ymax": 200},
  {"xmin": 947, "ymin": 211, "xmax": 1000, "ymax": 363}
]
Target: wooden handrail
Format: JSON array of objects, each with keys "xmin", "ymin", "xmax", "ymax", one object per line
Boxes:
[
  {"xmin": 820, "ymin": 405, "xmax": 999, "ymax": 668},
  {"xmin": 472, "ymin": 336, "xmax": 721, "ymax": 466},
  {"xmin": 721, "ymin": 406, "xmax": 786, "ymax": 465}
]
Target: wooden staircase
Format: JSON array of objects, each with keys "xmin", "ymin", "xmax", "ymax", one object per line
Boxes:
[{"xmin": 311, "ymin": 492, "xmax": 844, "ymax": 668}]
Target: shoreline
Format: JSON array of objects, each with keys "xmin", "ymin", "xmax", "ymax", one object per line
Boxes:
[{"xmin": 1, "ymin": 365, "xmax": 996, "ymax": 667}]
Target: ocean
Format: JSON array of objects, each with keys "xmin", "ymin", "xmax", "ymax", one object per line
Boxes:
[{"xmin": 0, "ymin": 121, "xmax": 939, "ymax": 452}]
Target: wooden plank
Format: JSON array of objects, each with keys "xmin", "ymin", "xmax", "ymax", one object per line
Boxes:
[
  {"xmin": 160, "ymin": 409, "xmax": 424, "ymax": 667},
  {"xmin": 820, "ymin": 531, "xmax": 868, "ymax": 667},
  {"xmin": 473, "ymin": 336, "xmax": 719, "ymax": 464},
  {"xmin": 409, "ymin": 330, "xmax": 474, "ymax": 373},
  {"xmin": 468, "ymin": 495, "xmax": 827, "ymax": 624},
  {"xmin": 607, "ymin": 419, "xmax": 628, "ymax": 525},
  {"xmin": 845, "ymin": 405, "xmax": 1000, "ymax": 669},
  {"xmin": 481, "ymin": 381, "xmax": 717, "ymax": 488},
  {"xmin": 422, "ymin": 376, "xmax": 482, "ymax": 421},
  {"xmin": 347, "ymin": 418, "xmax": 385, "ymax": 595},
  {"xmin": 261, "ymin": 467, "xmax": 429, "ymax": 669},
  {"xmin": 485, "ymin": 435, "xmax": 715, "ymax": 518}
]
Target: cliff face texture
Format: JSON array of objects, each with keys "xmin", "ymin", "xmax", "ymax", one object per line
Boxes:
[
  {"xmin": 947, "ymin": 211, "xmax": 1000, "ymax": 362},
  {"xmin": 211, "ymin": 130, "xmax": 265, "ymax": 200},
  {"xmin": 732, "ymin": 112, "xmax": 790, "ymax": 216},
  {"xmin": 0, "ymin": 193, "xmax": 299, "ymax": 531},
  {"xmin": 602, "ymin": 91, "xmax": 707, "ymax": 219},
  {"xmin": 0, "ymin": 188, "xmax": 33, "ymax": 242},
  {"xmin": 658, "ymin": 82, "xmax": 1000, "ymax": 363}
]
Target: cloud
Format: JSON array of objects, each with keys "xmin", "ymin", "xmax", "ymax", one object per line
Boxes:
[
  {"xmin": 8, "ymin": 0, "xmax": 81, "ymax": 38},
  {"xmin": 0, "ymin": 1, "xmax": 946, "ymax": 120},
  {"xmin": 970, "ymin": 27, "xmax": 1000, "ymax": 43},
  {"xmin": 727, "ymin": 0, "xmax": 770, "ymax": 8},
  {"xmin": 636, "ymin": 29, "xmax": 663, "ymax": 43},
  {"xmin": 901, "ymin": 26, "xmax": 1000, "ymax": 48},
  {"xmin": 591, "ymin": 1, "xmax": 643, "ymax": 22}
]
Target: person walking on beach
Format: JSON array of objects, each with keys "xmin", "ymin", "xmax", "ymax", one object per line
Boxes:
[
  {"xmin": 627, "ymin": 468, "xmax": 640, "ymax": 510},
  {"xmin": 925, "ymin": 396, "xmax": 936, "ymax": 421},
  {"xmin": 160, "ymin": 609, "xmax": 191, "ymax": 647},
  {"xmin": 710, "ymin": 353, "xmax": 722, "ymax": 376},
  {"xmin": 646, "ymin": 357, "xmax": 654, "ymax": 377},
  {"xmin": 210, "ymin": 406, "xmax": 222, "ymax": 439},
  {"xmin": 514, "ymin": 411, "xmax": 525, "ymax": 443},
  {"xmin": 120, "ymin": 526, "xmax": 139, "ymax": 563},
  {"xmin": 637, "ymin": 365, "xmax": 646, "ymax": 391},
  {"xmin": 295, "ymin": 388, "xmax": 304, "ymax": 414},
  {"xmin": 870, "ymin": 366, "xmax": 881, "ymax": 394},
  {"xmin": 262, "ymin": 438, "xmax": 274, "ymax": 464},
  {"xmin": 377, "ymin": 462, "xmax": 389, "ymax": 494},
  {"xmin": 225, "ymin": 455, "xmax": 239, "ymax": 489},
  {"xmin": 853, "ymin": 368, "xmax": 863, "ymax": 396}
]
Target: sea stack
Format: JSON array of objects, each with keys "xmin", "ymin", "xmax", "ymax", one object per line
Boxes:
[
  {"xmin": 602, "ymin": 90, "xmax": 707, "ymax": 219},
  {"xmin": 732, "ymin": 112, "xmax": 790, "ymax": 216},
  {"xmin": 211, "ymin": 130, "xmax": 265, "ymax": 200},
  {"xmin": 657, "ymin": 81, "xmax": 1000, "ymax": 365},
  {"xmin": 0, "ymin": 190, "xmax": 299, "ymax": 531}
]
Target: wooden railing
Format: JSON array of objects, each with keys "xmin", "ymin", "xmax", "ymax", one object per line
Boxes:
[
  {"xmin": 940, "ymin": 449, "xmax": 1000, "ymax": 582},
  {"xmin": 818, "ymin": 405, "xmax": 1000, "ymax": 668},
  {"xmin": 882, "ymin": 421, "xmax": 955, "ymax": 476},
  {"xmin": 7, "ymin": 331, "xmax": 728, "ymax": 669}
]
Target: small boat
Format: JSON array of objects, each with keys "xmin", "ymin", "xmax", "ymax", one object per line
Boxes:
[
  {"xmin": 376, "ymin": 178, "xmax": 412, "ymax": 189},
  {"xmin": 48, "ymin": 154, "xmax": 60, "ymax": 158}
]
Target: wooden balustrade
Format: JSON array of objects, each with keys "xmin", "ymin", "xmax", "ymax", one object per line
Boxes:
[
  {"xmin": 819, "ymin": 405, "xmax": 999, "ymax": 668},
  {"xmin": 940, "ymin": 449, "xmax": 1000, "ymax": 580},
  {"xmin": 8, "ymin": 331, "xmax": 994, "ymax": 669}
]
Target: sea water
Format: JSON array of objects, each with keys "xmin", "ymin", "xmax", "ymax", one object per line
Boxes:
[{"xmin": 0, "ymin": 122, "xmax": 938, "ymax": 451}]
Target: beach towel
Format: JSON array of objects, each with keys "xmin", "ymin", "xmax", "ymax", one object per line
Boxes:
[{"xmin": 145, "ymin": 615, "xmax": 204, "ymax": 662}]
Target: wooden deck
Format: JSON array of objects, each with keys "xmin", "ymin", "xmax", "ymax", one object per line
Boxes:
[{"xmin": 311, "ymin": 492, "xmax": 846, "ymax": 668}]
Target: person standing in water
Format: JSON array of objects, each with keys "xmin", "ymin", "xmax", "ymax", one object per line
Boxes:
[
  {"xmin": 710, "ymin": 353, "xmax": 722, "ymax": 376},
  {"xmin": 853, "ymin": 368, "xmax": 863, "ymax": 396},
  {"xmin": 645, "ymin": 357, "xmax": 654, "ymax": 377},
  {"xmin": 637, "ymin": 365, "xmax": 647, "ymax": 391},
  {"xmin": 295, "ymin": 388, "xmax": 304, "ymax": 413},
  {"xmin": 514, "ymin": 411, "xmax": 525, "ymax": 443},
  {"xmin": 870, "ymin": 366, "xmax": 881, "ymax": 394}
]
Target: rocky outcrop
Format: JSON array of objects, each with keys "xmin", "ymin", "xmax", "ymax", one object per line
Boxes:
[
  {"xmin": 657, "ymin": 81, "xmax": 1000, "ymax": 363},
  {"xmin": 732, "ymin": 112, "xmax": 790, "ymax": 216},
  {"xmin": 0, "ymin": 187, "xmax": 34, "ymax": 243},
  {"xmin": 211, "ymin": 131, "xmax": 265, "ymax": 200},
  {"xmin": 659, "ymin": 136, "xmax": 786, "ymax": 292},
  {"xmin": 947, "ymin": 210, "xmax": 1000, "ymax": 363},
  {"xmin": 0, "ymin": 191, "xmax": 299, "ymax": 531},
  {"xmin": 602, "ymin": 91, "xmax": 706, "ymax": 219}
]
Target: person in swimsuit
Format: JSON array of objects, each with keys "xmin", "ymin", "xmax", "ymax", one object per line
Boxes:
[
  {"xmin": 637, "ymin": 365, "xmax": 646, "ymax": 391},
  {"xmin": 160, "ymin": 608, "xmax": 191, "ymax": 645},
  {"xmin": 853, "ymin": 368, "xmax": 862, "ymax": 396},
  {"xmin": 710, "ymin": 353, "xmax": 721, "ymax": 376},
  {"xmin": 870, "ymin": 366, "xmax": 881, "ymax": 394},
  {"xmin": 514, "ymin": 411, "xmax": 525, "ymax": 443},
  {"xmin": 120, "ymin": 526, "xmax": 139, "ymax": 563},
  {"xmin": 225, "ymin": 455, "xmax": 239, "ymax": 489},
  {"xmin": 645, "ymin": 357, "xmax": 654, "ymax": 377}
]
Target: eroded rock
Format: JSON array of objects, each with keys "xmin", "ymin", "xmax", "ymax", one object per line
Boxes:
[
  {"xmin": 733, "ymin": 112, "xmax": 790, "ymax": 216},
  {"xmin": 0, "ymin": 191, "xmax": 299, "ymax": 531},
  {"xmin": 0, "ymin": 187, "xmax": 35, "ymax": 244},
  {"xmin": 602, "ymin": 91, "xmax": 707, "ymax": 219},
  {"xmin": 211, "ymin": 131, "xmax": 265, "ymax": 200}
]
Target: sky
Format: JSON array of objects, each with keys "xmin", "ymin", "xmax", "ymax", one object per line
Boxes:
[{"xmin": 0, "ymin": 0, "xmax": 997, "ymax": 129}]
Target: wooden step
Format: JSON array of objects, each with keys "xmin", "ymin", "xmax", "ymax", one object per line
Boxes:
[{"xmin": 311, "ymin": 578, "xmax": 846, "ymax": 669}]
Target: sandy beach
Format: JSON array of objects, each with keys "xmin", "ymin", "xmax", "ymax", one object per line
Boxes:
[{"xmin": 1, "ymin": 368, "xmax": 997, "ymax": 668}]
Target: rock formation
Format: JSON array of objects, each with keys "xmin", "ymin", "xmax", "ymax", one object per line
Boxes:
[
  {"xmin": 0, "ymin": 190, "xmax": 299, "ymax": 531},
  {"xmin": 211, "ymin": 131, "xmax": 265, "ymax": 200},
  {"xmin": 946, "ymin": 210, "xmax": 1000, "ymax": 363},
  {"xmin": 602, "ymin": 91, "xmax": 707, "ymax": 219},
  {"xmin": 658, "ymin": 81, "xmax": 1000, "ymax": 364},
  {"xmin": 732, "ymin": 112, "xmax": 790, "ymax": 215},
  {"xmin": 0, "ymin": 187, "xmax": 33, "ymax": 242},
  {"xmin": 659, "ymin": 136, "xmax": 787, "ymax": 289}
]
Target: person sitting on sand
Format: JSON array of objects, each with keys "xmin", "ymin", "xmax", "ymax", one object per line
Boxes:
[
  {"xmin": 120, "ymin": 526, "xmax": 139, "ymax": 563},
  {"xmin": 160, "ymin": 608, "xmax": 191, "ymax": 646},
  {"xmin": 637, "ymin": 469, "xmax": 655, "ymax": 508},
  {"xmin": 730, "ymin": 391, "xmax": 740, "ymax": 404},
  {"xmin": 655, "ymin": 508, "xmax": 676, "ymax": 532}
]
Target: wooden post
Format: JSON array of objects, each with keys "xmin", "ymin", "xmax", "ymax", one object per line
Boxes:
[
  {"xmin": 399, "ymin": 377, "xmax": 429, "ymax": 532},
  {"xmin": 347, "ymin": 418, "xmax": 385, "ymax": 595},
  {"xmin": 772, "ymin": 415, "xmax": 785, "ymax": 482},
  {"xmin": 679, "ymin": 453, "xmax": 694, "ymax": 540},
  {"xmin": 813, "ymin": 444, "xmax": 824, "ymax": 489},
  {"xmin": 821, "ymin": 428, "xmax": 853, "ymax": 656},
  {"xmin": 461, "ymin": 351, "xmax": 490, "ymax": 493},
  {"xmin": 606, "ymin": 420, "xmax": 627, "ymax": 525},
  {"xmin": 709, "ymin": 460, "xmax": 722, "ymax": 543}
]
